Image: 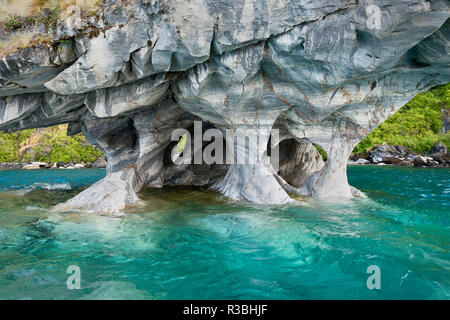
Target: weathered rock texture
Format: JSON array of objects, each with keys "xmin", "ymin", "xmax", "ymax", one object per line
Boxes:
[{"xmin": 1, "ymin": 0, "xmax": 449, "ymax": 214}]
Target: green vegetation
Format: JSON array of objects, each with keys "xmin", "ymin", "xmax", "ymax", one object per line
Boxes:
[
  {"xmin": 353, "ymin": 83, "xmax": 450, "ymax": 154},
  {"xmin": 3, "ymin": 5, "xmax": 64, "ymax": 31},
  {"xmin": 0, "ymin": 129, "xmax": 33, "ymax": 162},
  {"xmin": 313, "ymin": 144, "xmax": 328, "ymax": 161},
  {"xmin": 4, "ymin": 14, "xmax": 26, "ymax": 30},
  {"xmin": 0, "ymin": 0, "xmax": 102, "ymax": 57},
  {"xmin": 0, "ymin": 0, "xmax": 102, "ymax": 25},
  {"xmin": 36, "ymin": 7, "xmax": 60, "ymax": 30},
  {"xmin": 0, "ymin": 125, "xmax": 102, "ymax": 163}
]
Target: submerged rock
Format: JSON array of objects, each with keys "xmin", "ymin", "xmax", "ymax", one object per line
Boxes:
[{"xmin": 0, "ymin": 0, "xmax": 449, "ymax": 214}]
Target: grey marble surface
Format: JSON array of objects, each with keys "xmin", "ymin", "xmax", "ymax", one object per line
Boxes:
[{"xmin": 0, "ymin": 0, "xmax": 449, "ymax": 214}]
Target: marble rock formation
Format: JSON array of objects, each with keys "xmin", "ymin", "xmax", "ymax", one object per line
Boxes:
[{"xmin": 0, "ymin": 0, "xmax": 449, "ymax": 215}]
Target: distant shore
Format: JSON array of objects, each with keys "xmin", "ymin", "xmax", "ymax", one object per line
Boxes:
[
  {"xmin": 0, "ymin": 156, "xmax": 107, "ymax": 170},
  {"xmin": 2, "ymin": 143, "xmax": 449, "ymax": 170},
  {"xmin": 348, "ymin": 143, "xmax": 449, "ymax": 168}
]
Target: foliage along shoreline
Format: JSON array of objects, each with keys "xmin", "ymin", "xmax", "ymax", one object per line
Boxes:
[
  {"xmin": 354, "ymin": 83, "xmax": 449, "ymax": 154},
  {"xmin": 0, "ymin": 124, "xmax": 102, "ymax": 163}
]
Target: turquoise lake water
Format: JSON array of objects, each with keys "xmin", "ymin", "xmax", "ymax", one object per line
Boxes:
[{"xmin": 0, "ymin": 166, "xmax": 448, "ymax": 299}]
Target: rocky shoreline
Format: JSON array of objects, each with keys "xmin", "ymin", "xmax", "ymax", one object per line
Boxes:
[
  {"xmin": 2, "ymin": 143, "xmax": 449, "ymax": 170},
  {"xmin": 348, "ymin": 143, "xmax": 450, "ymax": 168},
  {"xmin": 0, "ymin": 156, "xmax": 107, "ymax": 170}
]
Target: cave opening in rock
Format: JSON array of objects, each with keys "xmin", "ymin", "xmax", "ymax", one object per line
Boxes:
[
  {"xmin": 103, "ymin": 118, "xmax": 138, "ymax": 151},
  {"xmin": 162, "ymin": 121, "xmax": 228, "ymax": 187},
  {"xmin": 271, "ymin": 138, "xmax": 325, "ymax": 189}
]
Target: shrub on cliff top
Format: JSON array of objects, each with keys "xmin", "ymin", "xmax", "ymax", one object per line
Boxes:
[{"xmin": 354, "ymin": 83, "xmax": 450, "ymax": 154}]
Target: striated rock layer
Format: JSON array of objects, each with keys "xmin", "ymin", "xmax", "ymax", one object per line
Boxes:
[{"xmin": 1, "ymin": 0, "xmax": 449, "ymax": 215}]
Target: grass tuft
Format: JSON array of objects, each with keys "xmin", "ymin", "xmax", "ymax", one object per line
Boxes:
[
  {"xmin": 0, "ymin": 32, "xmax": 52, "ymax": 56},
  {"xmin": 0, "ymin": 0, "xmax": 102, "ymax": 57}
]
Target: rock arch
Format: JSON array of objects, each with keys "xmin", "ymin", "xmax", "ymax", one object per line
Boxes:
[{"xmin": 0, "ymin": 0, "xmax": 448, "ymax": 214}]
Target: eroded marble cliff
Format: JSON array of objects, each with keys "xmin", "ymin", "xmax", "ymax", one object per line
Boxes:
[{"xmin": 1, "ymin": 0, "xmax": 449, "ymax": 214}]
